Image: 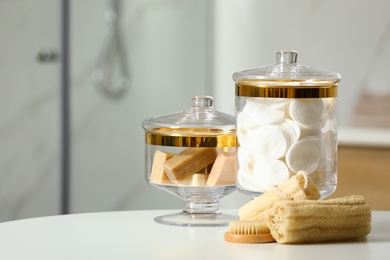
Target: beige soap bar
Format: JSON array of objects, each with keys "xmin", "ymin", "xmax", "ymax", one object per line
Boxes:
[
  {"xmin": 179, "ymin": 173, "xmax": 208, "ymax": 186},
  {"xmin": 150, "ymin": 150, "xmax": 175, "ymax": 184},
  {"xmin": 198, "ymin": 163, "xmax": 214, "ymax": 174},
  {"xmin": 206, "ymin": 151, "xmax": 236, "ymax": 186},
  {"xmin": 163, "ymin": 148, "xmax": 217, "ymax": 183}
]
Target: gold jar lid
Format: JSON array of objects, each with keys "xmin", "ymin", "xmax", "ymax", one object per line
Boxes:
[
  {"xmin": 142, "ymin": 96, "xmax": 236, "ymax": 147},
  {"xmin": 234, "ymin": 51, "xmax": 341, "ymax": 98}
]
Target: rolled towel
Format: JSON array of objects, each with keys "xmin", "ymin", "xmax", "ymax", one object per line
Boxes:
[
  {"xmin": 239, "ymin": 172, "xmax": 320, "ymax": 223},
  {"xmin": 268, "ymin": 195, "xmax": 371, "ymax": 244}
]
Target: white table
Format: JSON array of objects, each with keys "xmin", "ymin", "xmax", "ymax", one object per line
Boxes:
[{"xmin": 1, "ymin": 210, "xmax": 389, "ymax": 260}]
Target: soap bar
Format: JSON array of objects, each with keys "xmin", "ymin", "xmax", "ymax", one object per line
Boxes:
[
  {"xmin": 198, "ymin": 162, "xmax": 214, "ymax": 174},
  {"xmin": 150, "ymin": 150, "xmax": 175, "ymax": 184},
  {"xmin": 179, "ymin": 173, "xmax": 208, "ymax": 186},
  {"xmin": 207, "ymin": 151, "xmax": 236, "ymax": 186},
  {"xmin": 163, "ymin": 148, "xmax": 217, "ymax": 183}
]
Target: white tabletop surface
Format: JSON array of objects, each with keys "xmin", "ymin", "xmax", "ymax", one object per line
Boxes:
[{"xmin": 1, "ymin": 209, "xmax": 389, "ymax": 260}]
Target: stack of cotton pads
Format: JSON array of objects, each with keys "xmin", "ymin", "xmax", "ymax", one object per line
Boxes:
[{"xmin": 237, "ymin": 97, "xmax": 336, "ymax": 192}]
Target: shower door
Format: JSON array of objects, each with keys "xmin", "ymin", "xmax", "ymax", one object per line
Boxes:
[
  {"xmin": 69, "ymin": 0, "xmax": 212, "ymax": 213},
  {"xmin": 0, "ymin": 0, "xmax": 61, "ymax": 222}
]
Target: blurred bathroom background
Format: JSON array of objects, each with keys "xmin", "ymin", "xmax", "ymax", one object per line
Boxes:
[{"xmin": 1, "ymin": 0, "xmax": 390, "ymax": 222}]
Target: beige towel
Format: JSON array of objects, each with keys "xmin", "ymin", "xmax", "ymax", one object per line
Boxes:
[
  {"xmin": 268, "ymin": 195, "xmax": 371, "ymax": 244},
  {"xmin": 239, "ymin": 171, "xmax": 320, "ymax": 223}
]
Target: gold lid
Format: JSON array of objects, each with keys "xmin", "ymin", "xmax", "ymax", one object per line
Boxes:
[
  {"xmin": 234, "ymin": 51, "xmax": 341, "ymax": 98},
  {"xmin": 142, "ymin": 96, "xmax": 236, "ymax": 147},
  {"xmin": 145, "ymin": 131, "xmax": 236, "ymax": 147},
  {"xmin": 236, "ymin": 80, "xmax": 338, "ymax": 98}
]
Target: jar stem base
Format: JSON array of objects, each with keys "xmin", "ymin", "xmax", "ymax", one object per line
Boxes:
[{"xmin": 154, "ymin": 210, "xmax": 237, "ymax": 227}]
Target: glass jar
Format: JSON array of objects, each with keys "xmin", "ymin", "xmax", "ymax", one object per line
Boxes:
[
  {"xmin": 234, "ymin": 51, "xmax": 341, "ymax": 199},
  {"xmin": 142, "ymin": 96, "xmax": 237, "ymax": 226}
]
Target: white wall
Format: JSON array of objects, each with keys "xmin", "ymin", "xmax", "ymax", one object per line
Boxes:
[
  {"xmin": 211, "ymin": 0, "xmax": 390, "ymax": 126},
  {"xmin": 210, "ymin": 0, "xmax": 390, "ymax": 208}
]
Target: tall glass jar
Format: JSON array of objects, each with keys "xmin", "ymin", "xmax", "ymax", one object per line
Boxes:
[
  {"xmin": 234, "ymin": 51, "xmax": 341, "ymax": 199},
  {"xmin": 142, "ymin": 96, "xmax": 237, "ymax": 226}
]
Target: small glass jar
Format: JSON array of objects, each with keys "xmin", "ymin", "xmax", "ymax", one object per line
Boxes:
[
  {"xmin": 142, "ymin": 96, "xmax": 237, "ymax": 226},
  {"xmin": 234, "ymin": 51, "xmax": 341, "ymax": 199}
]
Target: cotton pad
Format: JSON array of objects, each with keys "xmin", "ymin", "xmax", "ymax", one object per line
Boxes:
[
  {"xmin": 322, "ymin": 130, "xmax": 337, "ymax": 158},
  {"xmin": 243, "ymin": 98, "xmax": 285, "ymax": 125},
  {"xmin": 236, "ymin": 112, "xmax": 257, "ymax": 149},
  {"xmin": 249, "ymin": 98, "xmax": 291, "ymax": 110},
  {"xmin": 281, "ymin": 119, "xmax": 301, "ymax": 143},
  {"xmin": 322, "ymin": 98, "xmax": 336, "ymax": 119},
  {"xmin": 253, "ymin": 159, "xmax": 290, "ymax": 191},
  {"xmin": 250, "ymin": 125, "xmax": 290, "ymax": 160},
  {"xmin": 286, "ymin": 138, "xmax": 323, "ymax": 174},
  {"xmin": 237, "ymin": 169, "xmax": 260, "ymax": 191},
  {"xmin": 289, "ymin": 99, "xmax": 324, "ymax": 126},
  {"xmin": 237, "ymin": 147, "xmax": 254, "ymax": 174},
  {"xmin": 299, "ymin": 127, "xmax": 322, "ymax": 140},
  {"xmin": 267, "ymin": 98, "xmax": 291, "ymax": 110}
]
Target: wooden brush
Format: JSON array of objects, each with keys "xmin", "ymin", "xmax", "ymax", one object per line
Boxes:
[{"xmin": 224, "ymin": 220, "xmax": 275, "ymax": 243}]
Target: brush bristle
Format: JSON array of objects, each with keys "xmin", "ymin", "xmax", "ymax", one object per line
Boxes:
[{"xmin": 228, "ymin": 220, "xmax": 270, "ymax": 235}]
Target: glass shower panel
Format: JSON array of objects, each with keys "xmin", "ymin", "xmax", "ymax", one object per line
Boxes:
[
  {"xmin": 0, "ymin": 0, "xmax": 61, "ymax": 222},
  {"xmin": 70, "ymin": 0, "xmax": 211, "ymax": 213}
]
